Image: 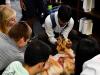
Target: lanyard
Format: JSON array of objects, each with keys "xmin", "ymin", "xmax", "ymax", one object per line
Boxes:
[{"xmin": 59, "ymin": 22, "xmax": 69, "ymax": 36}]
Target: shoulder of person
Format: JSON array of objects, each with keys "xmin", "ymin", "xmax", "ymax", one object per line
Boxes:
[
  {"xmin": 81, "ymin": 54, "xmax": 100, "ymax": 75},
  {"xmin": 89, "ymin": 54, "xmax": 100, "ymax": 63},
  {"xmin": 83, "ymin": 54, "xmax": 100, "ymax": 69},
  {"xmin": 2, "ymin": 61, "xmax": 29, "ymax": 75},
  {"xmin": 44, "ymin": 15, "xmax": 52, "ymax": 25},
  {"xmin": 8, "ymin": 61, "xmax": 22, "ymax": 68}
]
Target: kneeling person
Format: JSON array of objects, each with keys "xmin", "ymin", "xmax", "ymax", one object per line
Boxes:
[{"xmin": 2, "ymin": 39, "xmax": 52, "ymax": 75}]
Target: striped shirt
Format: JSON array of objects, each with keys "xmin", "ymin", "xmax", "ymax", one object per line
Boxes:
[{"xmin": 0, "ymin": 32, "xmax": 24, "ymax": 71}]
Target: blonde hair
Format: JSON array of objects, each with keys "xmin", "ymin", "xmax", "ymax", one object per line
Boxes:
[{"xmin": 0, "ymin": 5, "xmax": 16, "ymax": 34}]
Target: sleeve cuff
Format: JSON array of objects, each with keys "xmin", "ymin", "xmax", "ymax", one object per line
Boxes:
[{"xmin": 49, "ymin": 37, "xmax": 57, "ymax": 44}]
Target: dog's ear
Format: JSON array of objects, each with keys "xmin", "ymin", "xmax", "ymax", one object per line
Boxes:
[{"xmin": 65, "ymin": 39, "xmax": 72, "ymax": 48}]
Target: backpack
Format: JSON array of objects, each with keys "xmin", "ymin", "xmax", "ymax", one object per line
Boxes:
[
  {"xmin": 50, "ymin": 13, "xmax": 56, "ymax": 28},
  {"xmin": 49, "ymin": 6, "xmax": 61, "ymax": 14},
  {"xmin": 49, "ymin": 6, "xmax": 61, "ymax": 28}
]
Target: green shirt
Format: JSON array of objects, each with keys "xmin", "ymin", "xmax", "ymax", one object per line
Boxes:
[{"xmin": 2, "ymin": 61, "xmax": 29, "ymax": 75}]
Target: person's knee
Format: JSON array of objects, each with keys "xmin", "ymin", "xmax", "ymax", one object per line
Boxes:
[{"xmin": 69, "ymin": 30, "xmax": 79, "ymax": 40}]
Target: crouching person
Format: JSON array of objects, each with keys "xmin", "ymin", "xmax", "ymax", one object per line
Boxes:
[{"xmin": 2, "ymin": 39, "xmax": 52, "ymax": 75}]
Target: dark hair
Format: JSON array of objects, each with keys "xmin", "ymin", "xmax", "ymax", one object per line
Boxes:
[
  {"xmin": 8, "ymin": 21, "xmax": 32, "ymax": 42},
  {"xmin": 75, "ymin": 37, "xmax": 100, "ymax": 75},
  {"xmin": 58, "ymin": 5, "xmax": 72, "ymax": 22},
  {"xmin": 24, "ymin": 39, "xmax": 52, "ymax": 66},
  {"xmin": 78, "ymin": 37, "xmax": 99, "ymax": 55}
]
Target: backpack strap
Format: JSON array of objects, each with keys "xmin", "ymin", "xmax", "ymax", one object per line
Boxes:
[{"xmin": 50, "ymin": 13, "xmax": 56, "ymax": 28}]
